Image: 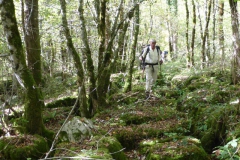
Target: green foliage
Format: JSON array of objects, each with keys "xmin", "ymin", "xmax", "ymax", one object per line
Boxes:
[
  {"xmin": 215, "ymin": 138, "xmax": 240, "ymax": 160},
  {"xmin": 11, "ymin": 117, "xmax": 29, "ymax": 133},
  {"xmin": 43, "ymin": 110, "xmax": 56, "ymax": 122}
]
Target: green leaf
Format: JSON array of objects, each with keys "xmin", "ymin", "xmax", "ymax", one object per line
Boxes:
[{"xmin": 226, "ymin": 139, "xmax": 238, "ymax": 148}]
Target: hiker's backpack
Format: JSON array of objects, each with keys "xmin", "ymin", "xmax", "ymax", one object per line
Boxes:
[{"xmin": 140, "ymin": 45, "xmax": 161, "ymax": 69}]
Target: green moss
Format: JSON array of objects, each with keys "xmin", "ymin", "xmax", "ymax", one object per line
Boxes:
[
  {"xmin": 115, "ymin": 128, "xmax": 142, "ymax": 150},
  {"xmin": 98, "ymin": 136, "xmax": 127, "ymax": 160},
  {"xmin": 45, "ymin": 96, "xmax": 77, "ymax": 108},
  {"xmin": 139, "ymin": 137, "xmax": 209, "ymax": 160},
  {"xmin": 54, "ymin": 136, "xmax": 126, "ymax": 160},
  {"xmin": 121, "ymin": 113, "xmax": 154, "ymax": 125},
  {"xmin": 42, "ymin": 128, "xmax": 55, "ymax": 148},
  {"xmin": 54, "ymin": 142, "xmax": 113, "ymax": 159},
  {"xmin": 0, "ymin": 135, "xmax": 49, "ymax": 160}
]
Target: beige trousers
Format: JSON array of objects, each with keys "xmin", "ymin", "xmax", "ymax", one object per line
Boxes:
[{"xmin": 145, "ymin": 64, "xmax": 159, "ymax": 92}]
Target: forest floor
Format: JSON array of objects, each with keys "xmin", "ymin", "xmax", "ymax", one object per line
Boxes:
[
  {"xmin": 42, "ymin": 61, "xmax": 240, "ymax": 159},
  {"xmin": 1, "ymin": 61, "xmax": 240, "ymax": 160}
]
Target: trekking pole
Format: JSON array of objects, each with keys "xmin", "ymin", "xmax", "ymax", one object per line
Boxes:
[
  {"xmin": 142, "ymin": 66, "xmax": 145, "ymax": 80},
  {"xmin": 160, "ymin": 63, "xmax": 162, "ymax": 73},
  {"xmin": 159, "ymin": 60, "xmax": 162, "ymax": 79}
]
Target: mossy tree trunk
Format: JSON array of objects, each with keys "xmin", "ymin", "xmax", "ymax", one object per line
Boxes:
[
  {"xmin": 59, "ymin": 0, "xmax": 90, "ymax": 118},
  {"xmin": 24, "ymin": 0, "xmax": 42, "ymax": 86},
  {"xmin": 96, "ymin": 0, "xmax": 106, "ymax": 78},
  {"xmin": 123, "ymin": 1, "xmax": 140, "ymax": 92},
  {"xmin": 190, "ymin": 0, "xmax": 196, "ymax": 67},
  {"xmin": 199, "ymin": 0, "xmax": 211, "ymax": 68},
  {"xmin": 218, "ymin": 2, "xmax": 225, "ymax": 70},
  {"xmin": 97, "ymin": 1, "xmax": 143, "ymax": 107},
  {"xmin": 185, "ymin": 0, "xmax": 190, "ymax": 68},
  {"xmin": 96, "ymin": 0, "xmax": 122, "ymax": 107},
  {"xmin": 78, "ymin": 0, "xmax": 98, "ymax": 116},
  {"xmin": 0, "ymin": 0, "xmax": 45, "ymax": 135},
  {"xmin": 229, "ymin": 0, "xmax": 240, "ymax": 84}
]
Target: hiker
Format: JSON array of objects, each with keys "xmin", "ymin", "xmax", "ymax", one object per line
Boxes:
[{"xmin": 139, "ymin": 39, "xmax": 163, "ymax": 98}]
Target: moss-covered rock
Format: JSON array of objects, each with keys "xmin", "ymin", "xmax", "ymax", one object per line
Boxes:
[
  {"xmin": 93, "ymin": 136, "xmax": 127, "ymax": 160},
  {"xmin": 139, "ymin": 137, "xmax": 210, "ymax": 160},
  {"xmin": 54, "ymin": 136, "xmax": 126, "ymax": 160},
  {"xmin": 45, "ymin": 96, "xmax": 77, "ymax": 108},
  {"xmin": 54, "ymin": 142, "xmax": 113, "ymax": 159},
  {"xmin": 0, "ymin": 135, "xmax": 49, "ymax": 160}
]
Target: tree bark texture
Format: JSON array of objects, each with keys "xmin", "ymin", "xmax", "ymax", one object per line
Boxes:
[
  {"xmin": 167, "ymin": 0, "xmax": 178, "ymax": 59},
  {"xmin": 96, "ymin": 0, "xmax": 141, "ymax": 107},
  {"xmin": 199, "ymin": 0, "xmax": 212, "ymax": 68},
  {"xmin": 218, "ymin": 2, "xmax": 225, "ymax": 69},
  {"xmin": 97, "ymin": 0, "xmax": 106, "ymax": 76},
  {"xmin": 211, "ymin": 0, "xmax": 216, "ymax": 62},
  {"xmin": 229, "ymin": 0, "xmax": 240, "ymax": 84},
  {"xmin": 123, "ymin": 1, "xmax": 140, "ymax": 92},
  {"xmin": 78, "ymin": 0, "xmax": 98, "ymax": 116},
  {"xmin": 59, "ymin": 0, "xmax": 90, "ymax": 118},
  {"xmin": 24, "ymin": 0, "xmax": 42, "ymax": 86},
  {"xmin": 191, "ymin": 0, "xmax": 196, "ymax": 67},
  {"xmin": 185, "ymin": 0, "xmax": 190, "ymax": 67},
  {"xmin": 0, "ymin": 0, "xmax": 45, "ymax": 135}
]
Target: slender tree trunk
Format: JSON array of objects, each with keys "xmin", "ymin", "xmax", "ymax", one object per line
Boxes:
[
  {"xmin": 123, "ymin": 1, "xmax": 139, "ymax": 92},
  {"xmin": 0, "ymin": 0, "xmax": 45, "ymax": 135},
  {"xmin": 49, "ymin": 39, "xmax": 56, "ymax": 77},
  {"xmin": 218, "ymin": 1, "xmax": 225, "ymax": 70},
  {"xmin": 78, "ymin": 0, "xmax": 98, "ymax": 116},
  {"xmin": 60, "ymin": 29, "xmax": 68, "ymax": 79},
  {"xmin": 205, "ymin": 0, "xmax": 211, "ymax": 65},
  {"xmin": 113, "ymin": 4, "xmax": 124, "ymax": 73},
  {"xmin": 167, "ymin": 0, "xmax": 178, "ymax": 60},
  {"xmin": 97, "ymin": 0, "xmax": 106, "ymax": 77},
  {"xmin": 229, "ymin": 0, "xmax": 240, "ymax": 84},
  {"xmin": 24, "ymin": 0, "xmax": 42, "ymax": 86},
  {"xmin": 59, "ymin": 0, "xmax": 90, "ymax": 118},
  {"xmin": 198, "ymin": 0, "xmax": 212, "ymax": 68},
  {"xmin": 115, "ymin": 22, "xmax": 129, "ymax": 73},
  {"xmin": 97, "ymin": 0, "xmax": 126, "ymax": 107},
  {"xmin": 185, "ymin": 0, "xmax": 190, "ymax": 67},
  {"xmin": 191, "ymin": 0, "xmax": 196, "ymax": 67},
  {"xmin": 212, "ymin": 0, "xmax": 216, "ymax": 62}
]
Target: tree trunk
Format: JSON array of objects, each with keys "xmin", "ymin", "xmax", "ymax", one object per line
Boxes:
[
  {"xmin": 229, "ymin": 0, "xmax": 240, "ymax": 84},
  {"xmin": 0, "ymin": 0, "xmax": 45, "ymax": 135},
  {"xmin": 198, "ymin": 0, "xmax": 212, "ymax": 68},
  {"xmin": 211, "ymin": 0, "xmax": 216, "ymax": 62},
  {"xmin": 167, "ymin": 0, "xmax": 178, "ymax": 60},
  {"xmin": 123, "ymin": 0, "xmax": 140, "ymax": 92},
  {"xmin": 97, "ymin": 0, "xmax": 106, "ymax": 77},
  {"xmin": 97, "ymin": 0, "xmax": 124, "ymax": 107},
  {"xmin": 218, "ymin": 1, "xmax": 225, "ymax": 70},
  {"xmin": 59, "ymin": 0, "xmax": 90, "ymax": 118},
  {"xmin": 191, "ymin": 0, "xmax": 196, "ymax": 67},
  {"xmin": 78, "ymin": 0, "xmax": 98, "ymax": 116},
  {"xmin": 24, "ymin": 0, "xmax": 42, "ymax": 86},
  {"xmin": 185, "ymin": 0, "xmax": 190, "ymax": 67}
]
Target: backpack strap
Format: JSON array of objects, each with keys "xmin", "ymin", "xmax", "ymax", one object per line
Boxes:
[
  {"xmin": 156, "ymin": 46, "xmax": 160, "ymax": 61},
  {"xmin": 142, "ymin": 46, "xmax": 150, "ymax": 61}
]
